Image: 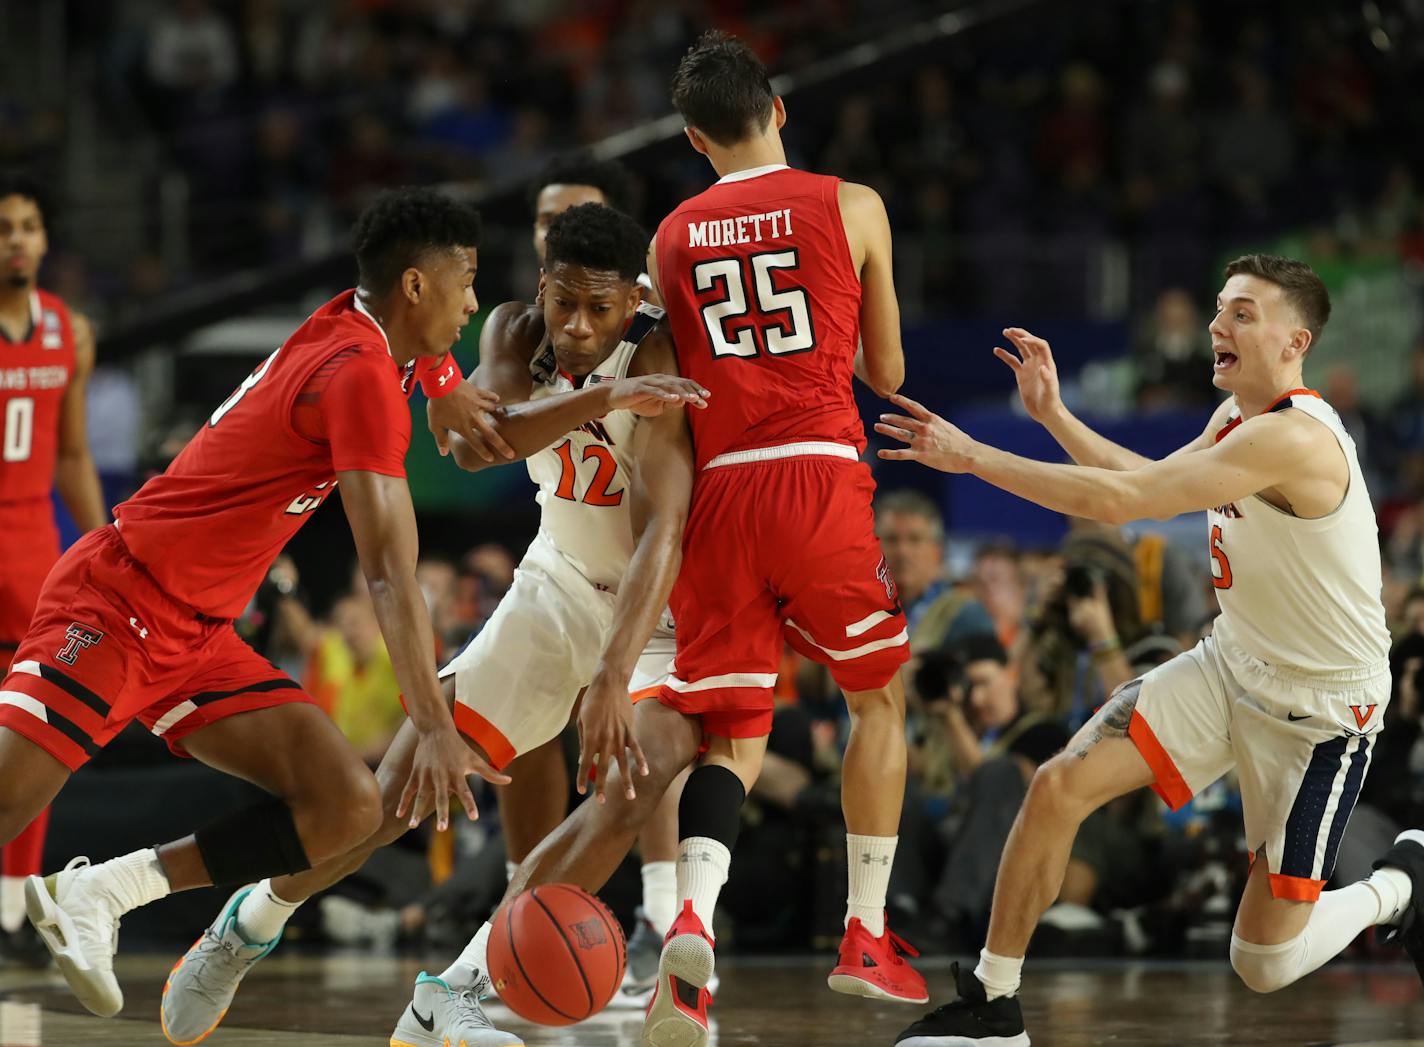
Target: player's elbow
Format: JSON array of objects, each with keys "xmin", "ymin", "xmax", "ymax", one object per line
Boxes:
[
  {"xmin": 1096, "ymin": 491, "xmax": 1138, "ymax": 527},
  {"xmin": 864, "ymin": 360, "xmax": 905, "ymax": 398}
]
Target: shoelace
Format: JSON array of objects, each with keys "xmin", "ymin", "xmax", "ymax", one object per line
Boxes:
[
  {"xmin": 449, "ymin": 988, "xmax": 496, "ymax": 1030},
  {"xmin": 886, "ymin": 929, "xmax": 920, "ymax": 964}
]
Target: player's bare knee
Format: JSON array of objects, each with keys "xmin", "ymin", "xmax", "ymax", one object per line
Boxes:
[
  {"xmin": 300, "ymin": 764, "xmax": 383, "ymax": 857},
  {"xmin": 1024, "ymin": 754, "xmax": 1099, "ymax": 825}
]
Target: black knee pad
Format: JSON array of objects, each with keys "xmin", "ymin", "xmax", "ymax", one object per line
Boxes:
[
  {"xmin": 194, "ymin": 795, "xmax": 312, "ymax": 887},
  {"xmin": 678, "ymin": 764, "xmax": 746, "ymax": 850}
]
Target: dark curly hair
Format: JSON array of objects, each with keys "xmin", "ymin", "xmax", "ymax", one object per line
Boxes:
[
  {"xmin": 0, "ymin": 170, "xmax": 51, "ymax": 227},
  {"xmin": 527, "ymin": 154, "xmax": 635, "ymax": 217},
  {"xmin": 352, "ymin": 187, "xmax": 482, "ymax": 296},
  {"xmin": 670, "ymin": 30, "xmax": 774, "ymax": 146},
  {"xmin": 1223, "ymin": 254, "xmax": 1331, "ymax": 344},
  {"xmin": 543, "ymin": 203, "xmax": 647, "ymax": 283}
]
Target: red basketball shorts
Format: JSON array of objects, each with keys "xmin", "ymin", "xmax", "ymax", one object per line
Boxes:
[
  {"xmin": 0, "ymin": 500, "xmax": 61, "ymax": 652},
  {"xmin": 0, "ymin": 526, "xmax": 312, "ymax": 770},
  {"xmin": 659, "ymin": 448, "xmax": 909, "ymax": 738}
]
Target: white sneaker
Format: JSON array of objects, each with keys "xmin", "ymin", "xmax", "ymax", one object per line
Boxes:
[
  {"xmin": 161, "ymin": 886, "xmax": 281, "ymax": 1045},
  {"xmin": 24, "ymin": 857, "xmax": 124, "ymax": 1017},
  {"xmin": 390, "ymin": 972, "xmax": 524, "ymax": 1047}
]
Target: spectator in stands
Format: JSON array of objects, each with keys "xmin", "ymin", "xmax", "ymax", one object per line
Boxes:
[
  {"xmin": 971, "ymin": 541, "xmax": 1026, "ymax": 649},
  {"xmin": 306, "ymin": 583, "xmax": 402, "ymax": 765},
  {"xmin": 923, "ymin": 635, "xmax": 1069, "ymax": 942},
  {"xmin": 1132, "ymin": 287, "xmax": 1216, "ymax": 410},
  {"xmin": 875, "ymin": 489, "xmax": 994, "ymax": 654}
]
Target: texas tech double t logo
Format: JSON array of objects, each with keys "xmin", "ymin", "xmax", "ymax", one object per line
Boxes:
[{"xmin": 57, "ymin": 622, "xmax": 104, "ymax": 666}]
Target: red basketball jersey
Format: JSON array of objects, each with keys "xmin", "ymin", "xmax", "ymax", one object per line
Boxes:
[
  {"xmin": 114, "ymin": 290, "xmax": 414, "ymax": 619},
  {"xmin": 0, "ymin": 289, "xmax": 76, "ymax": 504},
  {"xmin": 654, "ymin": 165, "xmax": 864, "ymax": 470}
]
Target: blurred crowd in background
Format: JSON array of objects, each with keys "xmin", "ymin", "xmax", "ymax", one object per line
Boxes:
[{"xmin": 8, "ymin": 0, "xmax": 1424, "ymax": 963}]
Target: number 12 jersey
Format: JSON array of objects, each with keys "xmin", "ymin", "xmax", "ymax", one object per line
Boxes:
[{"xmin": 654, "ymin": 165, "xmax": 864, "ymax": 471}]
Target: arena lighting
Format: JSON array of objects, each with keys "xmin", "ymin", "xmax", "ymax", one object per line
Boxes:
[{"xmin": 96, "ymin": 0, "xmax": 1048, "ymax": 361}]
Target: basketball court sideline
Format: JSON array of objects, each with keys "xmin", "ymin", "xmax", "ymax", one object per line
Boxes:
[{"xmin": 2, "ymin": 954, "xmax": 1423, "ymax": 1045}]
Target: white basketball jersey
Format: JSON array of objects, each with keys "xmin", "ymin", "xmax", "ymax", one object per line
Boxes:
[
  {"xmin": 1207, "ymin": 390, "xmax": 1390, "ymax": 674},
  {"xmin": 524, "ymin": 303, "xmax": 664, "ymax": 591}
]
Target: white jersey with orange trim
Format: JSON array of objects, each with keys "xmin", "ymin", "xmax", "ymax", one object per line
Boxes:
[
  {"xmin": 524, "ymin": 302, "xmax": 664, "ymax": 592},
  {"xmin": 1206, "ymin": 389, "xmax": 1389, "ymax": 675}
]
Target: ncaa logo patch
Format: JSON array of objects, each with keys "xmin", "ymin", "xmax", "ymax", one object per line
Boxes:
[{"xmin": 571, "ymin": 916, "xmax": 608, "ymax": 950}]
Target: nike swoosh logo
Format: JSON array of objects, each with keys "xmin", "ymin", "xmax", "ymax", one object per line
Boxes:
[
  {"xmin": 411, "ymin": 1006, "xmax": 435, "ymax": 1032},
  {"xmin": 1287, "ymin": 712, "xmax": 1310, "ymax": 722}
]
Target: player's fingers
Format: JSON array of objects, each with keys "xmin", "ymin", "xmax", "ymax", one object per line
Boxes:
[
  {"xmin": 575, "ymin": 746, "xmax": 591, "ymax": 796},
  {"xmin": 888, "ymin": 393, "xmax": 932, "ymax": 420},
  {"xmin": 434, "ymin": 776, "xmax": 451, "ymax": 833},
  {"xmin": 877, "ymin": 447, "xmax": 917, "ymax": 460},
  {"xmin": 475, "ymin": 416, "xmax": 517, "ymax": 460},
  {"xmin": 874, "ymin": 422, "xmax": 915, "ymax": 443},
  {"xmin": 471, "ymin": 758, "xmax": 512, "ymax": 786},
  {"xmin": 992, "ymin": 346, "xmax": 1023, "ymax": 371},
  {"xmin": 878, "ymin": 412, "xmax": 922, "ymax": 431},
  {"xmin": 591, "ymin": 748, "xmax": 609, "ymax": 804},
  {"xmin": 628, "ymin": 735, "xmax": 649, "ymax": 777},
  {"xmin": 432, "ymin": 426, "xmax": 451, "ymax": 456},
  {"xmin": 396, "ymin": 775, "xmax": 417, "ymax": 820},
  {"xmin": 456, "ymin": 777, "xmax": 480, "ymax": 821}
]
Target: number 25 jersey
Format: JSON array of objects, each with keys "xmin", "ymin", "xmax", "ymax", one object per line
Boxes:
[{"xmin": 654, "ymin": 165, "xmax": 864, "ymax": 470}]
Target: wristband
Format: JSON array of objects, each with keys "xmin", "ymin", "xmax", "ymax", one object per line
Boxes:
[
  {"xmin": 418, "ymin": 352, "xmax": 463, "ymax": 397},
  {"xmin": 1088, "ymin": 636, "xmax": 1121, "ymax": 659}
]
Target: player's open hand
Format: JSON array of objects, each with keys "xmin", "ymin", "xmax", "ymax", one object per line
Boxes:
[
  {"xmin": 399, "ymin": 722, "xmax": 512, "ymax": 832},
  {"xmin": 994, "ymin": 327, "xmax": 1062, "ymax": 424},
  {"xmin": 576, "ymin": 672, "xmax": 649, "ymax": 804},
  {"xmin": 876, "ymin": 394, "xmax": 976, "ymax": 473},
  {"xmin": 427, "ymin": 381, "xmax": 517, "ymax": 462},
  {"xmin": 608, "ymin": 375, "xmax": 710, "ymax": 417}
]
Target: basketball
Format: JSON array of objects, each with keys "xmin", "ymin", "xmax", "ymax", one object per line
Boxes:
[{"xmin": 487, "ymin": 884, "xmax": 627, "ymax": 1026}]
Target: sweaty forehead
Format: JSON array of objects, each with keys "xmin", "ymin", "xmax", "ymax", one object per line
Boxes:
[
  {"xmin": 1218, "ymin": 273, "xmax": 1282, "ymax": 308},
  {"xmin": 537, "ymin": 184, "xmax": 607, "ymax": 216},
  {"xmin": 546, "ymin": 260, "xmax": 631, "ymax": 297},
  {"xmin": 0, "ymin": 195, "xmax": 42, "ymax": 222}
]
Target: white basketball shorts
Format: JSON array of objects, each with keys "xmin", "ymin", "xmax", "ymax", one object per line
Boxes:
[
  {"xmin": 438, "ymin": 529, "xmax": 676, "ymax": 768},
  {"xmin": 1128, "ymin": 624, "xmax": 1389, "ymax": 900}
]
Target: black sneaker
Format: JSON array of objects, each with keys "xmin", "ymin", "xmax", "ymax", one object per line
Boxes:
[
  {"xmin": 893, "ymin": 962, "xmax": 1029, "ymax": 1046},
  {"xmin": 1372, "ymin": 829, "xmax": 1424, "ymax": 982},
  {"xmin": 0, "ymin": 920, "xmax": 52, "ymax": 969}
]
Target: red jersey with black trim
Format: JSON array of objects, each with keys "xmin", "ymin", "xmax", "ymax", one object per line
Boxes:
[
  {"xmin": 114, "ymin": 289, "xmax": 414, "ymax": 618},
  {"xmin": 654, "ymin": 165, "xmax": 864, "ymax": 470},
  {"xmin": 0, "ymin": 288, "xmax": 76, "ymax": 505}
]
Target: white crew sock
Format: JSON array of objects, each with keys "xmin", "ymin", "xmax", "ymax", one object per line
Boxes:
[
  {"xmin": 1230, "ymin": 870, "xmax": 1415, "ymax": 993},
  {"xmin": 235, "ymin": 879, "xmax": 303, "ymax": 944},
  {"xmin": 677, "ymin": 837, "xmax": 730, "ymax": 939},
  {"xmin": 845, "ymin": 834, "xmax": 897, "ymax": 938},
  {"xmin": 97, "ymin": 848, "xmax": 171, "ymax": 916},
  {"xmin": 440, "ymin": 921, "xmax": 492, "ymax": 990},
  {"xmin": 642, "ymin": 860, "xmax": 678, "ymax": 937},
  {"xmin": 505, "ymin": 860, "xmax": 518, "ymax": 885},
  {"xmin": 0, "ymin": 877, "xmax": 25, "ymax": 933},
  {"xmin": 974, "ymin": 947, "xmax": 1023, "ymax": 1001}
]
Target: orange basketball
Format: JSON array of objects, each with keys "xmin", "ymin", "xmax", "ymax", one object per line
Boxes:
[{"xmin": 487, "ymin": 884, "xmax": 627, "ymax": 1026}]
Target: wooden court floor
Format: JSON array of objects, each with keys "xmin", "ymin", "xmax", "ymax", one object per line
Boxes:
[{"xmin": 3, "ymin": 953, "xmax": 1424, "ymax": 1045}]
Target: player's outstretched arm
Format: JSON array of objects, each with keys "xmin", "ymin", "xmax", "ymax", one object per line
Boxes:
[
  {"xmin": 994, "ymin": 327, "xmax": 1230, "ymax": 470},
  {"xmin": 447, "ymin": 302, "xmax": 708, "ymax": 472},
  {"xmin": 840, "ymin": 182, "xmax": 904, "ymax": 397},
  {"xmin": 577, "ymin": 331, "xmax": 694, "ymax": 804},
  {"xmin": 338, "ymin": 469, "xmax": 511, "ymax": 829},
  {"xmin": 53, "ymin": 311, "xmax": 108, "ymax": 531},
  {"xmin": 877, "ymin": 394, "xmax": 1312, "ymax": 525}
]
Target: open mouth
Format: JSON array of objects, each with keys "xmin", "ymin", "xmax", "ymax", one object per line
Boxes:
[{"xmin": 1213, "ymin": 349, "xmax": 1238, "ymax": 372}]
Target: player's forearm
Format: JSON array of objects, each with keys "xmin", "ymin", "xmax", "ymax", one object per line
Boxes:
[
  {"xmin": 592, "ymin": 522, "xmax": 682, "ymax": 685},
  {"xmin": 450, "ymin": 384, "xmax": 614, "ymax": 472},
  {"xmin": 1040, "ymin": 405, "xmax": 1151, "ymax": 471},
  {"xmin": 54, "ymin": 451, "xmax": 108, "ymax": 531},
  {"xmin": 365, "ymin": 571, "xmax": 450, "ymax": 733},
  {"xmin": 966, "ymin": 442, "xmax": 1138, "ymax": 525},
  {"xmin": 855, "ymin": 344, "xmax": 904, "ymax": 398}
]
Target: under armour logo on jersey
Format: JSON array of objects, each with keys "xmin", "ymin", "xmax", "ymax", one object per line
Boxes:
[
  {"xmin": 1351, "ymin": 704, "xmax": 1378, "ymax": 730},
  {"xmin": 57, "ymin": 623, "xmax": 104, "ymax": 665},
  {"xmin": 128, "ymin": 617, "xmax": 149, "ymax": 640}
]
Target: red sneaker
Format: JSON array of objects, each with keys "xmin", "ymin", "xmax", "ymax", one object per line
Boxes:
[
  {"xmin": 642, "ymin": 900, "xmax": 714, "ymax": 1047},
  {"xmin": 827, "ymin": 916, "xmax": 929, "ymax": 1004}
]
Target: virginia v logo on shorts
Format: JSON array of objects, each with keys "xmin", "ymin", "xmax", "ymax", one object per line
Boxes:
[
  {"xmin": 57, "ymin": 623, "xmax": 104, "ymax": 666},
  {"xmin": 1350, "ymin": 704, "xmax": 1378, "ymax": 730}
]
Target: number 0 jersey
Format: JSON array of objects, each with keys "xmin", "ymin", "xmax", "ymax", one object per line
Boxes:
[
  {"xmin": 0, "ymin": 288, "xmax": 76, "ymax": 505},
  {"xmin": 654, "ymin": 165, "xmax": 864, "ymax": 470},
  {"xmin": 1207, "ymin": 390, "xmax": 1390, "ymax": 674},
  {"xmin": 524, "ymin": 302, "xmax": 663, "ymax": 591},
  {"xmin": 114, "ymin": 290, "xmax": 415, "ymax": 619}
]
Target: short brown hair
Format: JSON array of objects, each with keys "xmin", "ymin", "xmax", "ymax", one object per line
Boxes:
[
  {"xmin": 670, "ymin": 31, "xmax": 775, "ymax": 147},
  {"xmin": 1223, "ymin": 254, "xmax": 1331, "ymax": 344}
]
